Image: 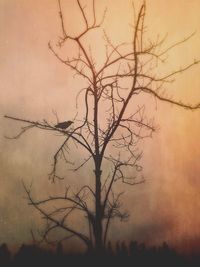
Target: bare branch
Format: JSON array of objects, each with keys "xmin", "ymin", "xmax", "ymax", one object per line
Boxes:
[
  {"xmin": 137, "ymin": 86, "xmax": 200, "ymax": 110},
  {"xmin": 77, "ymin": 0, "xmax": 89, "ymax": 29},
  {"xmin": 58, "ymin": 0, "xmax": 67, "ymax": 39},
  {"xmin": 159, "ymin": 31, "xmax": 196, "ymax": 57},
  {"xmin": 22, "ymin": 181, "xmax": 92, "ymax": 247}
]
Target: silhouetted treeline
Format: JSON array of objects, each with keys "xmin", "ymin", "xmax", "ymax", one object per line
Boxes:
[{"xmin": 0, "ymin": 241, "xmax": 199, "ymax": 267}]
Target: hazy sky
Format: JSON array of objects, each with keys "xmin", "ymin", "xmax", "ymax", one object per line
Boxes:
[{"xmin": 0, "ymin": 0, "xmax": 200, "ymax": 251}]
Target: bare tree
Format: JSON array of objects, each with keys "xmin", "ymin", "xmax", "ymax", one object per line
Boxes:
[{"xmin": 5, "ymin": 0, "xmax": 200, "ymax": 253}]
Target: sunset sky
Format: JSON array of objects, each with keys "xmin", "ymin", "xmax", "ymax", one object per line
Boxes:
[{"xmin": 0, "ymin": 0, "xmax": 200, "ymax": 252}]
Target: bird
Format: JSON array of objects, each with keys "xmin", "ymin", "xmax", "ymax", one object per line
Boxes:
[{"xmin": 54, "ymin": 120, "xmax": 73, "ymax": 129}]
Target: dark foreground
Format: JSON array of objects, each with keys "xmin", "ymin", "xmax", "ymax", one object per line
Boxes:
[{"xmin": 0, "ymin": 241, "xmax": 199, "ymax": 267}]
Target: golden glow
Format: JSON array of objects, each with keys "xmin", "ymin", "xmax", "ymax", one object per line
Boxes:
[{"xmin": 0, "ymin": 0, "xmax": 200, "ymax": 251}]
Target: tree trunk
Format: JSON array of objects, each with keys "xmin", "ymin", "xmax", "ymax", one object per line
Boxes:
[{"xmin": 94, "ymin": 167, "xmax": 103, "ymax": 253}]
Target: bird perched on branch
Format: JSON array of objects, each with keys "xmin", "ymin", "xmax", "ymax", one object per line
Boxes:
[{"xmin": 54, "ymin": 121, "xmax": 73, "ymax": 129}]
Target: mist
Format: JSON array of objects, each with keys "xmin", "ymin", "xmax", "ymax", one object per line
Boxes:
[{"xmin": 0, "ymin": 0, "xmax": 200, "ymax": 252}]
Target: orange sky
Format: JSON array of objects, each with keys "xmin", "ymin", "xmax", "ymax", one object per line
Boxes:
[{"xmin": 0, "ymin": 0, "xmax": 200, "ymax": 251}]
